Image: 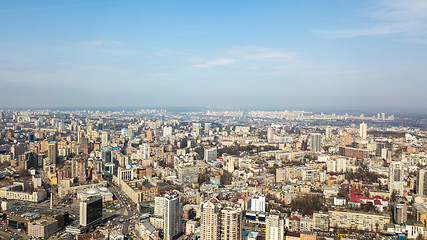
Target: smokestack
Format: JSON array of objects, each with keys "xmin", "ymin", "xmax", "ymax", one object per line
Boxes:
[{"xmin": 50, "ymin": 192, "xmax": 53, "ymax": 209}]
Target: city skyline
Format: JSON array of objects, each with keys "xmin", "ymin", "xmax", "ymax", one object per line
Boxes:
[{"xmin": 1, "ymin": 0, "xmax": 427, "ymax": 109}]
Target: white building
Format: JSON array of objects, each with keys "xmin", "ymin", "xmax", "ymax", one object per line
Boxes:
[
  {"xmin": 266, "ymin": 212, "xmax": 284, "ymax": 240},
  {"xmin": 359, "ymin": 122, "xmax": 367, "ymax": 140},
  {"xmin": 250, "ymin": 193, "xmax": 265, "ymax": 212}
]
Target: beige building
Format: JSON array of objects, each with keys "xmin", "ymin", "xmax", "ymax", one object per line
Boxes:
[
  {"xmin": 266, "ymin": 212, "xmax": 284, "ymax": 240},
  {"xmin": 28, "ymin": 218, "xmax": 58, "ymax": 239},
  {"xmin": 201, "ymin": 198, "xmax": 242, "ymax": 240},
  {"xmin": 329, "ymin": 211, "xmax": 389, "ymax": 232}
]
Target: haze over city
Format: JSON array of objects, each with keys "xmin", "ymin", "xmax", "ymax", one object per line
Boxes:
[{"xmin": 1, "ymin": 0, "xmax": 427, "ymax": 109}]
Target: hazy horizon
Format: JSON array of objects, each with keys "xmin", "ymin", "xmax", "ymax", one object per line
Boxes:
[{"xmin": 1, "ymin": 1, "xmax": 427, "ymax": 109}]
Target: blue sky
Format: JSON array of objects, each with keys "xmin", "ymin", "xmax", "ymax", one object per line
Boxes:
[{"xmin": 1, "ymin": 0, "xmax": 427, "ymax": 109}]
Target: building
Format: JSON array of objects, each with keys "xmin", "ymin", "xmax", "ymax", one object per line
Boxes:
[
  {"xmin": 389, "ymin": 161, "xmax": 403, "ymax": 195},
  {"xmin": 201, "ymin": 198, "xmax": 242, "ymax": 240},
  {"xmin": 177, "ymin": 165, "xmax": 198, "ymax": 185},
  {"xmin": 418, "ymin": 168, "xmax": 427, "ymax": 196},
  {"xmin": 201, "ymin": 198, "xmax": 221, "ymax": 240},
  {"xmin": 250, "ymin": 193, "xmax": 265, "ymax": 212},
  {"xmin": 204, "ymin": 148, "xmax": 217, "ymax": 163},
  {"xmin": 48, "ymin": 141, "xmax": 58, "ymax": 165},
  {"xmin": 266, "ymin": 212, "xmax": 284, "ymax": 240},
  {"xmin": 394, "ymin": 198, "xmax": 407, "ymax": 224},
  {"xmin": 359, "ymin": 122, "xmax": 367, "ymax": 140},
  {"xmin": 309, "ymin": 134, "xmax": 321, "ymax": 153},
  {"xmin": 267, "ymin": 127, "xmax": 274, "ymax": 143},
  {"xmin": 28, "ymin": 218, "xmax": 58, "ymax": 239},
  {"xmin": 220, "ymin": 205, "xmax": 242, "ymax": 240},
  {"xmin": 153, "ymin": 191, "xmax": 183, "ymax": 240},
  {"xmin": 329, "ymin": 210, "xmax": 388, "ymax": 232},
  {"xmin": 79, "ymin": 196, "xmax": 102, "ymax": 227}
]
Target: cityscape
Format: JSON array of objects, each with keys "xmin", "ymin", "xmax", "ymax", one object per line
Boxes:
[
  {"xmin": 0, "ymin": 109, "xmax": 426, "ymax": 240},
  {"xmin": 2, "ymin": 1, "xmax": 427, "ymax": 240}
]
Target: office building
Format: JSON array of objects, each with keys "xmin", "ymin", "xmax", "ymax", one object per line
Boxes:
[
  {"xmin": 80, "ymin": 196, "xmax": 102, "ymax": 227},
  {"xmin": 154, "ymin": 192, "xmax": 183, "ymax": 240}
]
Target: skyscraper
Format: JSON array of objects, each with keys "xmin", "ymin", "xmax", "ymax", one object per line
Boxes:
[
  {"xmin": 359, "ymin": 122, "xmax": 367, "ymax": 140},
  {"xmin": 220, "ymin": 205, "xmax": 242, "ymax": 240},
  {"xmin": 48, "ymin": 141, "xmax": 57, "ymax": 165},
  {"xmin": 80, "ymin": 196, "xmax": 102, "ymax": 227},
  {"xmin": 201, "ymin": 198, "xmax": 221, "ymax": 240},
  {"xmin": 266, "ymin": 212, "xmax": 285, "ymax": 240},
  {"xmin": 418, "ymin": 168, "xmax": 427, "ymax": 196},
  {"xmin": 310, "ymin": 134, "xmax": 321, "ymax": 153},
  {"xmin": 201, "ymin": 198, "xmax": 242, "ymax": 240},
  {"xmin": 267, "ymin": 127, "xmax": 274, "ymax": 143},
  {"xmin": 154, "ymin": 191, "xmax": 183, "ymax": 240},
  {"xmin": 389, "ymin": 161, "xmax": 403, "ymax": 195}
]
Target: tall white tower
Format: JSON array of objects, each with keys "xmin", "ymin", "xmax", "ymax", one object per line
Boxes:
[{"xmin": 359, "ymin": 122, "xmax": 367, "ymax": 140}]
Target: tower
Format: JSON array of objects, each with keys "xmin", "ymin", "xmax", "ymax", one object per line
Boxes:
[
  {"xmin": 48, "ymin": 141, "xmax": 58, "ymax": 165},
  {"xmin": 220, "ymin": 205, "xmax": 242, "ymax": 240},
  {"xmin": 418, "ymin": 168, "xmax": 427, "ymax": 196},
  {"xmin": 80, "ymin": 196, "xmax": 102, "ymax": 227},
  {"xmin": 359, "ymin": 122, "xmax": 367, "ymax": 140},
  {"xmin": 267, "ymin": 127, "xmax": 274, "ymax": 143},
  {"xmin": 201, "ymin": 198, "xmax": 221, "ymax": 240},
  {"xmin": 310, "ymin": 134, "xmax": 321, "ymax": 153},
  {"xmin": 201, "ymin": 198, "xmax": 242, "ymax": 240},
  {"xmin": 154, "ymin": 192, "xmax": 183, "ymax": 240},
  {"xmin": 389, "ymin": 161, "xmax": 403, "ymax": 195}
]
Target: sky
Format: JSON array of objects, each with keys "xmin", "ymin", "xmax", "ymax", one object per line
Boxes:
[{"xmin": 1, "ymin": 0, "xmax": 427, "ymax": 110}]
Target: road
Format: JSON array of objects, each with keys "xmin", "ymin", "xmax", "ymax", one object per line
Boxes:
[{"xmin": 108, "ymin": 183, "xmax": 137, "ymax": 236}]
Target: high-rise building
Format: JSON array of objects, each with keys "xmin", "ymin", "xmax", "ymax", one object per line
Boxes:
[
  {"xmin": 394, "ymin": 198, "xmax": 408, "ymax": 224},
  {"xmin": 154, "ymin": 192, "xmax": 183, "ymax": 240},
  {"xmin": 48, "ymin": 141, "xmax": 57, "ymax": 165},
  {"xmin": 201, "ymin": 198, "xmax": 242, "ymax": 240},
  {"xmin": 101, "ymin": 131, "xmax": 109, "ymax": 146},
  {"xmin": 267, "ymin": 127, "xmax": 274, "ymax": 143},
  {"xmin": 220, "ymin": 205, "xmax": 242, "ymax": 240},
  {"xmin": 418, "ymin": 168, "xmax": 427, "ymax": 196},
  {"xmin": 389, "ymin": 161, "xmax": 403, "ymax": 195},
  {"xmin": 163, "ymin": 126, "xmax": 173, "ymax": 137},
  {"xmin": 250, "ymin": 193, "xmax": 265, "ymax": 212},
  {"xmin": 325, "ymin": 126, "xmax": 332, "ymax": 139},
  {"xmin": 72, "ymin": 157, "xmax": 87, "ymax": 183},
  {"xmin": 359, "ymin": 122, "xmax": 367, "ymax": 139},
  {"xmin": 266, "ymin": 212, "xmax": 285, "ymax": 240},
  {"xmin": 310, "ymin": 134, "xmax": 321, "ymax": 153},
  {"xmin": 80, "ymin": 196, "xmax": 102, "ymax": 227},
  {"xmin": 204, "ymin": 148, "xmax": 217, "ymax": 163},
  {"xmin": 201, "ymin": 198, "xmax": 221, "ymax": 240}
]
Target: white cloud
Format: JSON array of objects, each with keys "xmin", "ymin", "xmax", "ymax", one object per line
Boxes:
[
  {"xmin": 315, "ymin": 0, "xmax": 427, "ymax": 40},
  {"xmin": 192, "ymin": 58, "xmax": 236, "ymax": 68}
]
